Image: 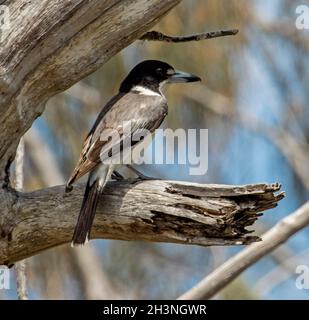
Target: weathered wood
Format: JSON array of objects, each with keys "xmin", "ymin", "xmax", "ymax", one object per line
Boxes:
[
  {"xmin": 0, "ymin": 0, "xmax": 181, "ymax": 176},
  {"xmin": 140, "ymin": 29, "xmax": 239, "ymax": 42},
  {"xmin": 0, "ymin": 180, "xmax": 283, "ymax": 265}
]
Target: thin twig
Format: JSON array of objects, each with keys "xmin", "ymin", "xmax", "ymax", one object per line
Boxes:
[
  {"xmin": 177, "ymin": 201, "xmax": 309, "ymax": 300},
  {"xmin": 15, "ymin": 261, "xmax": 28, "ymax": 300},
  {"xmin": 139, "ymin": 29, "xmax": 239, "ymax": 42},
  {"xmin": 14, "ymin": 138, "xmax": 28, "ymax": 300}
]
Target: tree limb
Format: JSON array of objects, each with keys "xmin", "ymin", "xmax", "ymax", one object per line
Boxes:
[
  {"xmin": 0, "ymin": 180, "xmax": 283, "ymax": 265},
  {"xmin": 140, "ymin": 29, "xmax": 239, "ymax": 42},
  {"xmin": 178, "ymin": 201, "xmax": 309, "ymax": 300}
]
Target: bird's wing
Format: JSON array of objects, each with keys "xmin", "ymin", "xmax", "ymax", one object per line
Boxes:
[
  {"xmin": 66, "ymin": 93, "xmax": 125, "ymax": 187},
  {"xmin": 66, "ymin": 92, "xmax": 167, "ymax": 187}
]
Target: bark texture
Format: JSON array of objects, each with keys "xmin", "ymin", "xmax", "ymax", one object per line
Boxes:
[{"xmin": 0, "ymin": 180, "xmax": 283, "ymax": 265}]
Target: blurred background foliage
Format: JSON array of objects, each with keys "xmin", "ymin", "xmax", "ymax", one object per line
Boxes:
[{"xmin": 3, "ymin": 0, "xmax": 309, "ymax": 299}]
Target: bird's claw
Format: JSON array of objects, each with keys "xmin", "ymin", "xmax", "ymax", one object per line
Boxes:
[{"xmin": 112, "ymin": 171, "xmax": 125, "ymax": 181}]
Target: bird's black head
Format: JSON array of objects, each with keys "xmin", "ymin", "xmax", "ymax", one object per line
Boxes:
[{"xmin": 119, "ymin": 60, "xmax": 201, "ymax": 94}]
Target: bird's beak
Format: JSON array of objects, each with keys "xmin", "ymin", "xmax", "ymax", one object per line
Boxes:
[{"xmin": 168, "ymin": 70, "xmax": 201, "ymax": 83}]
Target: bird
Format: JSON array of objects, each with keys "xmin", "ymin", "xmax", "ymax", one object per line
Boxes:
[{"xmin": 66, "ymin": 60, "xmax": 201, "ymax": 246}]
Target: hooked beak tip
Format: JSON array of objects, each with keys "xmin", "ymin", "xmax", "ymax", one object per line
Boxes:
[
  {"xmin": 169, "ymin": 71, "xmax": 202, "ymax": 84},
  {"xmin": 194, "ymin": 75, "xmax": 202, "ymax": 82}
]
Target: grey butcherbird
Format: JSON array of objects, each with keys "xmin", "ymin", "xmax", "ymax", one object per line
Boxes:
[{"xmin": 66, "ymin": 60, "xmax": 201, "ymax": 246}]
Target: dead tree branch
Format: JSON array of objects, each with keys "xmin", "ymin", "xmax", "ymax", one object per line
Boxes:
[
  {"xmin": 178, "ymin": 201, "xmax": 309, "ymax": 300},
  {"xmin": 0, "ymin": 181, "xmax": 283, "ymax": 265},
  {"xmin": 140, "ymin": 29, "xmax": 239, "ymax": 42}
]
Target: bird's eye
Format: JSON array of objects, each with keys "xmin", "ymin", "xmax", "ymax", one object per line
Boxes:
[{"xmin": 156, "ymin": 68, "xmax": 163, "ymax": 75}]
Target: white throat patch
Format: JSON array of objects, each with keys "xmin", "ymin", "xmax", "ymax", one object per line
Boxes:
[{"xmin": 132, "ymin": 85, "xmax": 162, "ymax": 97}]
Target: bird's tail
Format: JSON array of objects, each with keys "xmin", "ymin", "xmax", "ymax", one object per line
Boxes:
[
  {"xmin": 71, "ymin": 165, "xmax": 113, "ymax": 246},
  {"xmin": 71, "ymin": 178, "xmax": 102, "ymax": 246}
]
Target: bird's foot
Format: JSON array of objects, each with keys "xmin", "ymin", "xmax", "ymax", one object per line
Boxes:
[
  {"xmin": 65, "ymin": 184, "xmax": 73, "ymax": 193},
  {"xmin": 112, "ymin": 170, "xmax": 125, "ymax": 181},
  {"xmin": 126, "ymin": 165, "xmax": 158, "ymax": 181}
]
